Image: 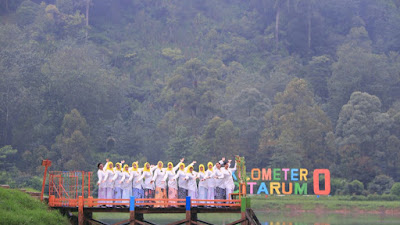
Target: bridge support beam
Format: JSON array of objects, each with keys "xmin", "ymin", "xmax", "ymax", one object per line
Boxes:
[
  {"xmin": 79, "ymin": 196, "xmax": 84, "ymax": 225},
  {"xmin": 185, "ymin": 196, "xmax": 191, "ymax": 225},
  {"xmin": 241, "ymin": 197, "xmax": 247, "ymax": 225},
  {"xmin": 129, "ymin": 196, "xmax": 145, "ymax": 225},
  {"xmin": 84, "ymin": 211, "xmax": 93, "ymax": 224},
  {"xmin": 130, "ymin": 196, "xmax": 135, "ymax": 225}
]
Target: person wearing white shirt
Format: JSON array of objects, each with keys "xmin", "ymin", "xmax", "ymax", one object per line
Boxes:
[
  {"xmin": 120, "ymin": 164, "xmax": 131, "ymax": 205},
  {"xmin": 112, "ymin": 162, "xmax": 124, "ymax": 206},
  {"xmin": 172, "ymin": 161, "xmax": 196, "ymax": 200},
  {"xmin": 221, "ymin": 159, "xmax": 236, "ymax": 200},
  {"xmin": 151, "ymin": 161, "xmax": 167, "ymax": 207},
  {"xmin": 205, "ymin": 162, "xmax": 216, "ymax": 204},
  {"xmin": 137, "ymin": 162, "xmax": 157, "ymax": 203},
  {"xmin": 102, "ymin": 161, "xmax": 115, "ymax": 207},
  {"xmin": 197, "ymin": 164, "xmax": 208, "ymax": 203},
  {"xmin": 213, "ymin": 161, "xmax": 225, "ymax": 202},
  {"xmin": 97, "ymin": 163, "xmax": 106, "ymax": 206},
  {"xmin": 127, "ymin": 162, "xmax": 144, "ymax": 202},
  {"xmin": 185, "ymin": 165, "xmax": 198, "ymax": 200},
  {"xmin": 162, "ymin": 158, "xmax": 184, "ymax": 206}
]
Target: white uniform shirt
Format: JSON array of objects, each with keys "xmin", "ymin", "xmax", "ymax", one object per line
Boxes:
[
  {"xmin": 112, "ymin": 170, "xmax": 124, "ymax": 188},
  {"xmin": 163, "ymin": 162, "xmax": 182, "ymax": 190},
  {"xmin": 173, "ymin": 170, "xmax": 188, "ymax": 189},
  {"xmin": 172, "ymin": 163, "xmax": 194, "ymax": 190},
  {"xmin": 103, "ymin": 170, "xmax": 114, "ymax": 188},
  {"xmin": 221, "ymin": 162, "xmax": 236, "ymax": 190},
  {"xmin": 139, "ymin": 167, "xmax": 156, "ymax": 190},
  {"xmin": 152, "ymin": 168, "xmax": 167, "ymax": 189},
  {"xmin": 185, "ymin": 171, "xmax": 198, "ymax": 192},
  {"xmin": 213, "ymin": 168, "xmax": 225, "ymax": 188},
  {"xmin": 121, "ymin": 171, "xmax": 131, "ymax": 189},
  {"xmin": 205, "ymin": 170, "xmax": 215, "ymax": 188},
  {"xmin": 128, "ymin": 169, "xmax": 143, "ymax": 189},
  {"xmin": 97, "ymin": 169, "xmax": 106, "ymax": 188},
  {"xmin": 197, "ymin": 171, "xmax": 208, "ymax": 188}
]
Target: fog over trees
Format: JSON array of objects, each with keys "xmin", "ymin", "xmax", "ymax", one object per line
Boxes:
[{"xmin": 1, "ymin": 0, "xmax": 400, "ymax": 194}]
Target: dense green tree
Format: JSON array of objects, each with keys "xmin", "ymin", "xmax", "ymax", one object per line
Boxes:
[
  {"xmin": 301, "ymin": 55, "xmax": 331, "ymax": 100},
  {"xmin": 391, "ymin": 182, "xmax": 400, "ymax": 196},
  {"xmin": 259, "ymin": 78, "xmax": 333, "ymax": 169},
  {"xmin": 224, "ymin": 88, "xmax": 271, "ymax": 167},
  {"xmin": 214, "ymin": 120, "xmax": 240, "ymax": 158},
  {"xmin": 0, "ymin": 24, "xmax": 45, "ymax": 152},
  {"xmin": 42, "ymin": 42, "xmax": 125, "ymax": 123},
  {"xmin": 335, "ymin": 92, "xmax": 393, "ymax": 184},
  {"xmin": 343, "ymin": 180, "xmax": 365, "ymax": 195},
  {"xmin": 22, "ymin": 145, "xmax": 50, "ymax": 172},
  {"xmin": 367, "ymin": 175, "xmax": 394, "ymax": 195},
  {"xmin": 56, "ymin": 0, "xmax": 73, "ymax": 14},
  {"xmin": 328, "ymin": 26, "xmax": 400, "ymax": 120},
  {"xmin": 194, "ymin": 116, "xmax": 240, "ymax": 160},
  {"xmin": 52, "ymin": 109, "xmax": 90, "ymax": 170},
  {"xmin": 0, "ymin": 145, "xmax": 17, "ymax": 170},
  {"xmin": 165, "ymin": 126, "xmax": 195, "ymax": 161},
  {"xmin": 16, "ymin": 0, "xmax": 39, "ymax": 26}
]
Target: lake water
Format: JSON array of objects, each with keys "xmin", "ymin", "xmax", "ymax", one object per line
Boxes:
[{"xmin": 95, "ymin": 211, "xmax": 400, "ymax": 225}]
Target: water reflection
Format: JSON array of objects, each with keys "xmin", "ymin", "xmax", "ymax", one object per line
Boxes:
[
  {"xmin": 258, "ymin": 212, "xmax": 400, "ymax": 225},
  {"xmin": 263, "ymin": 222, "xmax": 329, "ymax": 225},
  {"xmin": 96, "ymin": 212, "xmax": 400, "ymax": 225}
]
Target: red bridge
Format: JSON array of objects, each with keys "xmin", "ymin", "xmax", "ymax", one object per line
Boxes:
[{"xmin": 41, "ymin": 160, "xmax": 260, "ymax": 225}]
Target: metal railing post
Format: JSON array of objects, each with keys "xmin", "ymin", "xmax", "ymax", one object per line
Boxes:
[
  {"xmin": 130, "ymin": 196, "xmax": 135, "ymax": 225},
  {"xmin": 78, "ymin": 196, "xmax": 84, "ymax": 225},
  {"xmin": 185, "ymin": 196, "xmax": 191, "ymax": 225}
]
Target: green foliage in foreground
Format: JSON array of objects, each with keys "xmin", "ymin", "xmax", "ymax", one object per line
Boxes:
[
  {"xmin": 391, "ymin": 182, "xmax": 400, "ymax": 196},
  {"xmin": 250, "ymin": 195, "xmax": 400, "ymax": 211},
  {"xmin": 0, "ymin": 188, "xmax": 69, "ymax": 225}
]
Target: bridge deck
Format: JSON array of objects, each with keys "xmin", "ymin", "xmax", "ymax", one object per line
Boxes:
[
  {"xmin": 52, "ymin": 206, "xmax": 241, "ymax": 213},
  {"xmin": 48, "ymin": 197, "xmax": 257, "ymax": 225}
]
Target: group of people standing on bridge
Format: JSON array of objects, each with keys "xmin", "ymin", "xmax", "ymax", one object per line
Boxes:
[{"xmin": 96, "ymin": 157, "xmax": 237, "ymax": 207}]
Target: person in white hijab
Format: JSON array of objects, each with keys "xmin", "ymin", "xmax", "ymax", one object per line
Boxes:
[
  {"xmin": 137, "ymin": 162, "xmax": 157, "ymax": 204},
  {"xmin": 120, "ymin": 164, "xmax": 131, "ymax": 206},
  {"xmin": 127, "ymin": 162, "xmax": 144, "ymax": 202},
  {"xmin": 185, "ymin": 165, "xmax": 198, "ymax": 200},
  {"xmin": 162, "ymin": 158, "xmax": 184, "ymax": 206},
  {"xmin": 172, "ymin": 161, "xmax": 196, "ymax": 201},
  {"xmin": 112, "ymin": 162, "xmax": 124, "ymax": 207},
  {"xmin": 102, "ymin": 161, "xmax": 115, "ymax": 207}
]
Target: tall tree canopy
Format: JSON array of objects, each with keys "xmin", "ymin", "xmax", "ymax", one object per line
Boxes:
[{"xmin": 1, "ymin": 0, "xmax": 400, "ymax": 190}]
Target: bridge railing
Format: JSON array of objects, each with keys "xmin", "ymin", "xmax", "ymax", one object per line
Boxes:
[{"xmin": 48, "ymin": 195, "xmax": 241, "ymax": 208}]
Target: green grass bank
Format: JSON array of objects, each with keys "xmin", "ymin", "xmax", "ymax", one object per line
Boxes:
[{"xmin": 0, "ymin": 188, "xmax": 69, "ymax": 225}]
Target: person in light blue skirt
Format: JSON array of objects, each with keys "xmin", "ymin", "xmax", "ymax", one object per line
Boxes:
[
  {"xmin": 120, "ymin": 164, "xmax": 131, "ymax": 205},
  {"xmin": 128, "ymin": 162, "xmax": 144, "ymax": 202},
  {"xmin": 112, "ymin": 162, "xmax": 123, "ymax": 206},
  {"xmin": 197, "ymin": 164, "xmax": 208, "ymax": 203}
]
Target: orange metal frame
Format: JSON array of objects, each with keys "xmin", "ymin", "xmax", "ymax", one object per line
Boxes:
[
  {"xmin": 47, "ymin": 171, "xmax": 92, "ymax": 205},
  {"xmin": 49, "ymin": 197, "xmax": 241, "ymax": 208},
  {"xmin": 41, "ymin": 160, "xmax": 52, "ymax": 201}
]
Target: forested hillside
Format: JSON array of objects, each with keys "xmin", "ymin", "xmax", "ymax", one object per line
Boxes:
[{"xmin": 1, "ymin": 0, "xmax": 400, "ymax": 194}]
